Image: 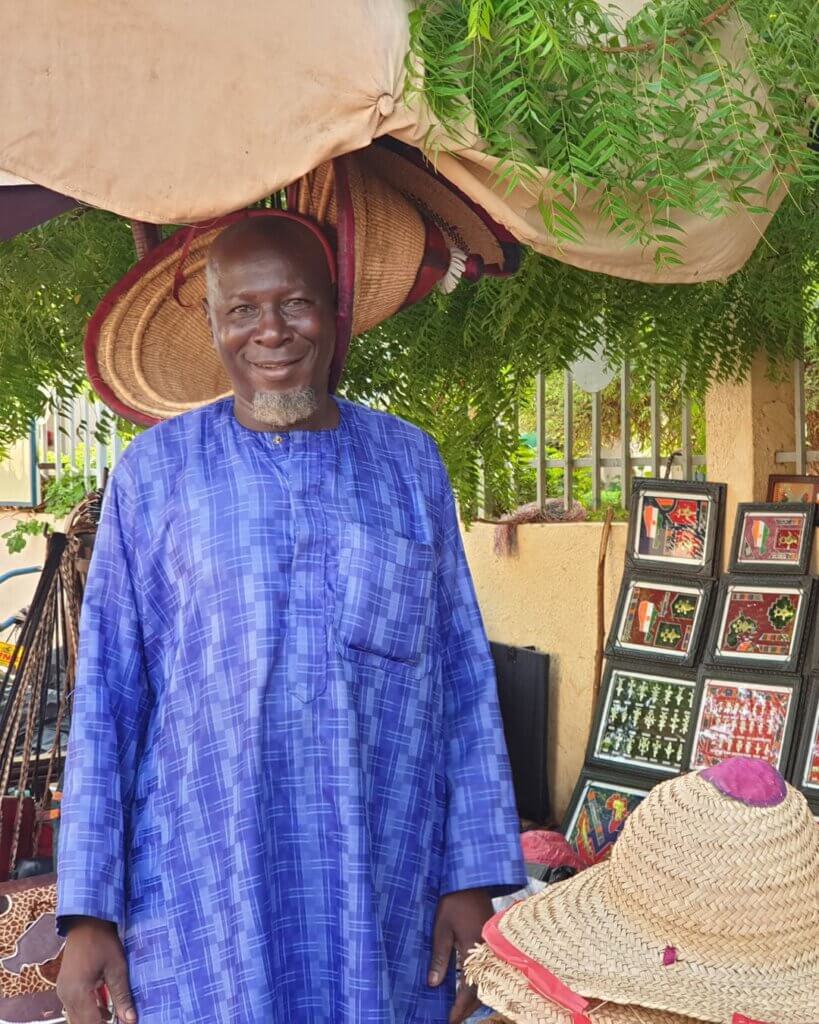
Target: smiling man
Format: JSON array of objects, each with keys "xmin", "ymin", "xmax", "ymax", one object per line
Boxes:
[{"xmin": 56, "ymin": 217, "xmax": 525, "ymax": 1024}]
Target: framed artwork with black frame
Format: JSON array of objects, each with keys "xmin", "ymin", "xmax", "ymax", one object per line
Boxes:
[
  {"xmin": 625, "ymin": 479, "xmax": 725, "ymax": 578},
  {"xmin": 586, "ymin": 660, "xmax": 697, "ymax": 778},
  {"xmin": 705, "ymin": 576, "xmax": 815, "ymax": 673},
  {"xmin": 767, "ymin": 474, "xmax": 819, "ymax": 508},
  {"xmin": 790, "ymin": 674, "xmax": 819, "ymax": 803},
  {"xmin": 562, "ymin": 770, "xmax": 652, "ymax": 867},
  {"xmin": 606, "ymin": 575, "xmax": 713, "ymax": 667},
  {"xmin": 729, "ymin": 503, "xmax": 815, "ymax": 575},
  {"xmin": 688, "ymin": 668, "xmax": 802, "ymax": 773}
]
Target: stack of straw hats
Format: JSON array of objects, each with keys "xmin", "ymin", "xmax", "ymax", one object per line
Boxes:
[
  {"xmin": 84, "ymin": 140, "xmax": 520, "ymax": 425},
  {"xmin": 466, "ymin": 757, "xmax": 819, "ymax": 1024}
]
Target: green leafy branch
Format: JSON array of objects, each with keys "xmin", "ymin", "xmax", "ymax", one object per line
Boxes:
[{"xmin": 408, "ymin": 0, "xmax": 818, "ymax": 262}]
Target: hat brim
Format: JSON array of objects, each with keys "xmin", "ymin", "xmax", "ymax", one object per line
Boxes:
[
  {"xmin": 367, "ymin": 138, "xmax": 521, "ymax": 277},
  {"xmin": 466, "ymin": 943, "xmax": 695, "ymax": 1024},
  {"xmin": 477, "ymin": 821, "xmax": 817, "ymax": 1024}
]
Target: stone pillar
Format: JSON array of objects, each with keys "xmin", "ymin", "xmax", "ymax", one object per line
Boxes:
[{"xmin": 705, "ymin": 354, "xmax": 796, "ymax": 561}]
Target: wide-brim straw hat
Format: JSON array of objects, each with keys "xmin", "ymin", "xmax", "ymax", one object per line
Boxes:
[
  {"xmin": 469, "ymin": 947, "xmax": 697, "ymax": 1024},
  {"xmin": 85, "ymin": 138, "xmax": 520, "ymax": 425},
  {"xmin": 466, "ymin": 757, "xmax": 819, "ymax": 1024}
]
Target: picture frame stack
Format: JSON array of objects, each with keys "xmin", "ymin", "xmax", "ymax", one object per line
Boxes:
[
  {"xmin": 564, "ymin": 480, "xmax": 726, "ymax": 866},
  {"xmin": 763, "ymin": 475, "xmax": 819, "ymax": 814},
  {"xmin": 696, "ymin": 500, "xmax": 816, "ymax": 779},
  {"xmin": 564, "ymin": 476, "xmax": 819, "ymax": 864}
]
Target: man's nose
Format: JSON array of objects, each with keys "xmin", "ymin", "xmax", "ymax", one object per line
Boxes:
[{"xmin": 253, "ymin": 306, "xmax": 291, "ymax": 348}]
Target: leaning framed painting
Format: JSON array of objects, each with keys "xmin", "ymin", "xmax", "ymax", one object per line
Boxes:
[
  {"xmin": 790, "ymin": 674, "xmax": 819, "ymax": 803},
  {"xmin": 626, "ymin": 479, "xmax": 725, "ymax": 578},
  {"xmin": 728, "ymin": 503, "xmax": 815, "ymax": 575},
  {"xmin": 586, "ymin": 660, "xmax": 698, "ymax": 778},
  {"xmin": 767, "ymin": 474, "xmax": 819, "ymax": 508},
  {"xmin": 562, "ymin": 772, "xmax": 651, "ymax": 867},
  {"xmin": 705, "ymin": 576, "xmax": 815, "ymax": 673},
  {"xmin": 688, "ymin": 669, "xmax": 802, "ymax": 772},
  {"xmin": 606, "ymin": 575, "xmax": 713, "ymax": 667}
]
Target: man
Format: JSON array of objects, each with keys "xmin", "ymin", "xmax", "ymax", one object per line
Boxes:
[{"xmin": 57, "ymin": 218, "xmax": 525, "ymax": 1023}]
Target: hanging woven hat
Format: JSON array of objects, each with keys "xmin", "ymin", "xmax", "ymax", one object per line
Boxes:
[
  {"xmin": 84, "ymin": 139, "xmax": 519, "ymax": 425},
  {"xmin": 466, "ymin": 757, "xmax": 819, "ymax": 1024}
]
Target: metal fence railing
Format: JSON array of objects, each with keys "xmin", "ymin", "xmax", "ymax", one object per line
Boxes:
[
  {"xmin": 532, "ymin": 366, "xmax": 706, "ymax": 512},
  {"xmin": 37, "ymin": 393, "xmax": 124, "ymax": 492}
]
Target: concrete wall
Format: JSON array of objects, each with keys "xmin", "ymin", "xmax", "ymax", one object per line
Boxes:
[{"xmin": 463, "ymin": 521, "xmax": 628, "ymax": 820}]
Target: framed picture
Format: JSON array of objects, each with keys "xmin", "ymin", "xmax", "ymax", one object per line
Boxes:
[
  {"xmin": 626, "ymin": 479, "xmax": 725, "ymax": 577},
  {"xmin": 705, "ymin": 576, "xmax": 815, "ymax": 673},
  {"xmin": 790, "ymin": 675, "xmax": 819, "ymax": 801},
  {"xmin": 606, "ymin": 575, "xmax": 713, "ymax": 667},
  {"xmin": 767, "ymin": 474, "xmax": 819, "ymax": 507},
  {"xmin": 562, "ymin": 772, "xmax": 651, "ymax": 867},
  {"xmin": 688, "ymin": 670, "xmax": 802, "ymax": 772},
  {"xmin": 729, "ymin": 503, "xmax": 815, "ymax": 574},
  {"xmin": 587, "ymin": 661, "xmax": 697, "ymax": 777}
]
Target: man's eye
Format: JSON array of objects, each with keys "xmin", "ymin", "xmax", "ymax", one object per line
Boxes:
[
  {"xmin": 285, "ymin": 298, "xmax": 310, "ymax": 310},
  {"xmin": 230, "ymin": 305, "xmax": 255, "ymax": 315}
]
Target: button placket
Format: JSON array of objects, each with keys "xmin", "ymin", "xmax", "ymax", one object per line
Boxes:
[{"xmin": 283, "ymin": 441, "xmax": 328, "ymax": 703}]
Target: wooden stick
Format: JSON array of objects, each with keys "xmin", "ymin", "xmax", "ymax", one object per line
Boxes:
[
  {"xmin": 593, "ymin": 506, "xmax": 616, "ymax": 709},
  {"xmin": 130, "ymin": 221, "xmax": 162, "ymax": 260}
]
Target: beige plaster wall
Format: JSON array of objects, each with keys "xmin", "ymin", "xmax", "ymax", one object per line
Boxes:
[
  {"xmin": 706, "ymin": 353, "xmax": 796, "ymax": 568},
  {"xmin": 462, "ymin": 521, "xmax": 628, "ymax": 820}
]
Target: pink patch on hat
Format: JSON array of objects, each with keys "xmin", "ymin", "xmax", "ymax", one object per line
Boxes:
[{"xmin": 700, "ymin": 756, "xmax": 786, "ymax": 807}]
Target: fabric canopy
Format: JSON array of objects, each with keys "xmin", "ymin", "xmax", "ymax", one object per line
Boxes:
[{"xmin": 0, "ymin": 1, "xmax": 781, "ymax": 283}]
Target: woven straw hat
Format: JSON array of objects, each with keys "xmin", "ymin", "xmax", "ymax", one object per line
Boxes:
[
  {"xmin": 85, "ymin": 140, "xmax": 519, "ymax": 425},
  {"xmin": 466, "ymin": 758, "xmax": 819, "ymax": 1024}
]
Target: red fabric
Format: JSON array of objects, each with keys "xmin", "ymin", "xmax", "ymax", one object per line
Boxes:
[
  {"xmin": 482, "ymin": 908, "xmax": 593, "ymax": 1024},
  {"xmin": 400, "ymin": 217, "xmax": 449, "ymax": 311},
  {"xmin": 520, "ymin": 830, "xmax": 586, "ymax": 872}
]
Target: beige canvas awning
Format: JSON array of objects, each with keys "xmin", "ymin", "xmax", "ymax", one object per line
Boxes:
[{"xmin": 0, "ymin": 1, "xmax": 781, "ymax": 284}]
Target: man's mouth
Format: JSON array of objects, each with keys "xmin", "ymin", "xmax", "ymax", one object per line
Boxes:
[{"xmin": 246, "ymin": 354, "xmax": 306, "ymax": 377}]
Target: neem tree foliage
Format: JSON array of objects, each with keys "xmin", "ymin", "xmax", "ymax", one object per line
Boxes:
[
  {"xmin": 409, "ymin": 0, "xmax": 817, "ymax": 262},
  {"xmin": 0, "ymin": 1, "xmax": 816, "ymax": 513}
]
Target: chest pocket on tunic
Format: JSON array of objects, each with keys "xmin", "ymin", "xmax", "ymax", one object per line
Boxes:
[{"xmin": 334, "ymin": 522, "xmax": 435, "ymax": 673}]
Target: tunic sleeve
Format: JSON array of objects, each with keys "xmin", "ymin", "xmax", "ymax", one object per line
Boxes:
[
  {"xmin": 433, "ymin": 454, "xmax": 526, "ymax": 898},
  {"xmin": 57, "ymin": 464, "xmax": 152, "ymax": 934}
]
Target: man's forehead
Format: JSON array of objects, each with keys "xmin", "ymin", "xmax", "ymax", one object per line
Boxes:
[{"xmin": 209, "ymin": 219, "xmax": 330, "ymax": 277}]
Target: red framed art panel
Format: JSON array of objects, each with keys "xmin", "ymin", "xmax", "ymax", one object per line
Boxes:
[{"xmin": 688, "ymin": 669, "xmax": 803, "ymax": 773}]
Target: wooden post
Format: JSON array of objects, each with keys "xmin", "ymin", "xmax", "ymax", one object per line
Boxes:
[{"xmin": 593, "ymin": 506, "xmax": 616, "ymax": 709}]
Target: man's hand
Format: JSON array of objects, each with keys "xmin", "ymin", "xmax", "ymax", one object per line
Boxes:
[
  {"xmin": 57, "ymin": 918, "xmax": 137, "ymax": 1024},
  {"xmin": 428, "ymin": 887, "xmax": 493, "ymax": 1024}
]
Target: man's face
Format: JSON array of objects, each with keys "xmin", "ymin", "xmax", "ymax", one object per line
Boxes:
[{"xmin": 205, "ymin": 223, "xmax": 336, "ymax": 426}]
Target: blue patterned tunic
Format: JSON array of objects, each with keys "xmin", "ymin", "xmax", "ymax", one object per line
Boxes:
[{"xmin": 57, "ymin": 397, "xmax": 525, "ymax": 1023}]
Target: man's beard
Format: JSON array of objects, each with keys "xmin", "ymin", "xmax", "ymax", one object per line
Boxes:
[{"xmin": 251, "ymin": 386, "xmax": 319, "ymax": 428}]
